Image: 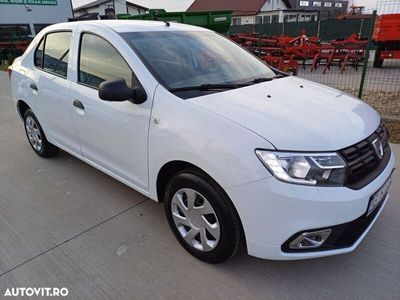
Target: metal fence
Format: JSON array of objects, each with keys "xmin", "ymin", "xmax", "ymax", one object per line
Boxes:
[{"xmin": 228, "ymin": 0, "xmax": 400, "ymax": 118}]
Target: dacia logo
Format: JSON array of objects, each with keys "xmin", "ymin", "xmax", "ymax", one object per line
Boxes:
[{"xmin": 372, "ymin": 138, "xmax": 384, "ymax": 159}]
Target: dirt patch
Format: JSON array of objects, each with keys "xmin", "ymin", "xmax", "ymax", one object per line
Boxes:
[{"xmin": 383, "ymin": 118, "xmax": 400, "ymax": 144}]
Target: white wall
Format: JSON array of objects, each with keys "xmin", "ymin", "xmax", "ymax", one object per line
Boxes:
[
  {"xmin": 75, "ymin": 0, "xmax": 128, "ymax": 17},
  {"xmin": 260, "ymin": 0, "xmax": 288, "ymax": 11}
]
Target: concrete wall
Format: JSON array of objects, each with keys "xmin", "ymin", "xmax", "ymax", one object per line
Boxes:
[{"xmin": 0, "ymin": 1, "xmax": 73, "ymax": 35}]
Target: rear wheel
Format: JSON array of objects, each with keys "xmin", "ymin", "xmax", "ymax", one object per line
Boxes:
[
  {"xmin": 24, "ymin": 109, "xmax": 59, "ymax": 158},
  {"xmin": 164, "ymin": 169, "xmax": 243, "ymax": 263}
]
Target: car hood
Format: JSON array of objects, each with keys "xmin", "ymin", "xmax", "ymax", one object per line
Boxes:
[{"xmin": 189, "ymin": 76, "xmax": 380, "ymax": 151}]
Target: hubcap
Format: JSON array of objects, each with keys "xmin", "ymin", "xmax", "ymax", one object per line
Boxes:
[
  {"xmin": 25, "ymin": 116, "xmax": 43, "ymax": 152},
  {"xmin": 171, "ymin": 188, "xmax": 220, "ymax": 252}
]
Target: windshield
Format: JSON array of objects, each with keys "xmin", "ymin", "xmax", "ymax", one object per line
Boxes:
[{"xmin": 121, "ymin": 31, "xmax": 276, "ymax": 93}]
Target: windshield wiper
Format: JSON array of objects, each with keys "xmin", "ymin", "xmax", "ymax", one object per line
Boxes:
[
  {"xmin": 170, "ymin": 74, "xmax": 288, "ymax": 93},
  {"xmin": 169, "ymin": 83, "xmax": 249, "ymax": 92},
  {"xmin": 246, "ymin": 74, "xmax": 287, "ymax": 84}
]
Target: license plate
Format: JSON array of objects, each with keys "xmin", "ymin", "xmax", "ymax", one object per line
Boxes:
[{"xmin": 368, "ymin": 179, "xmax": 391, "ymax": 216}]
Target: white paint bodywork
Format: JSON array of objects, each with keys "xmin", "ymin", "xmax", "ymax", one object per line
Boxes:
[{"xmin": 10, "ymin": 21, "xmax": 394, "ymax": 260}]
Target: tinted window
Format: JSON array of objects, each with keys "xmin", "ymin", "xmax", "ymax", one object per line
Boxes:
[
  {"xmin": 43, "ymin": 32, "xmax": 71, "ymax": 78},
  {"xmin": 34, "ymin": 38, "xmax": 44, "ymax": 68},
  {"xmin": 79, "ymin": 33, "xmax": 135, "ymax": 89}
]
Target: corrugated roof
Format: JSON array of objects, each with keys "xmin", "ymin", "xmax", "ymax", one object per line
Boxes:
[{"xmin": 187, "ymin": 0, "xmax": 291, "ymax": 16}]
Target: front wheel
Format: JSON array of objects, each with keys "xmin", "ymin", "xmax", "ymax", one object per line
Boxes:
[{"xmin": 164, "ymin": 169, "xmax": 243, "ymax": 263}]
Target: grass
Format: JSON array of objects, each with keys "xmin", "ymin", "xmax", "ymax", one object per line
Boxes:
[{"xmin": 384, "ymin": 119, "xmax": 400, "ymax": 144}]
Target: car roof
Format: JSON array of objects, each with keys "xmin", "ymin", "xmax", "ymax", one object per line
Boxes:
[{"xmin": 46, "ymin": 20, "xmax": 210, "ymax": 33}]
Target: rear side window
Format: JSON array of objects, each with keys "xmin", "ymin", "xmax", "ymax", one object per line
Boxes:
[
  {"xmin": 78, "ymin": 33, "xmax": 137, "ymax": 89},
  {"xmin": 34, "ymin": 38, "xmax": 44, "ymax": 67},
  {"xmin": 42, "ymin": 32, "xmax": 72, "ymax": 78}
]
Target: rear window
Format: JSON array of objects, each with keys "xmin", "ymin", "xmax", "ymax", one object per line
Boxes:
[
  {"xmin": 42, "ymin": 31, "xmax": 72, "ymax": 78},
  {"xmin": 34, "ymin": 38, "xmax": 44, "ymax": 68}
]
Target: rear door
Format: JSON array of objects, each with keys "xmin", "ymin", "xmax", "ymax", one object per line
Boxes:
[
  {"xmin": 30, "ymin": 31, "xmax": 81, "ymax": 154},
  {"xmin": 69, "ymin": 30, "xmax": 153, "ymax": 192}
]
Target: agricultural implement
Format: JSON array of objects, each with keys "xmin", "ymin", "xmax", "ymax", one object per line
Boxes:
[
  {"xmin": 229, "ymin": 32, "xmax": 367, "ymax": 74},
  {"xmin": 373, "ymin": 13, "xmax": 400, "ymax": 67}
]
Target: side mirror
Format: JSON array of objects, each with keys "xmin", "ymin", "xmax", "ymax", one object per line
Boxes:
[{"xmin": 98, "ymin": 78, "xmax": 147, "ymax": 104}]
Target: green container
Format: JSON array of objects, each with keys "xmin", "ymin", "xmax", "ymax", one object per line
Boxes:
[{"xmin": 117, "ymin": 9, "xmax": 232, "ymax": 33}]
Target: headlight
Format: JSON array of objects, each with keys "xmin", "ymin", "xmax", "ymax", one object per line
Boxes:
[{"xmin": 255, "ymin": 150, "xmax": 346, "ymax": 186}]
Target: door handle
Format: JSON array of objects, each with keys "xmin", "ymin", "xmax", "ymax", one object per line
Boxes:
[
  {"xmin": 30, "ymin": 83, "xmax": 38, "ymax": 91},
  {"xmin": 73, "ymin": 99, "xmax": 85, "ymax": 110}
]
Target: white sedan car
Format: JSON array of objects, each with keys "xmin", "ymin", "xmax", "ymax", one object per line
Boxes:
[{"xmin": 9, "ymin": 20, "xmax": 394, "ymax": 263}]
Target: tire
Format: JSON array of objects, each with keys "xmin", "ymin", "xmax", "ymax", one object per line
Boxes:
[
  {"xmin": 23, "ymin": 109, "xmax": 59, "ymax": 158},
  {"xmin": 164, "ymin": 168, "xmax": 243, "ymax": 263}
]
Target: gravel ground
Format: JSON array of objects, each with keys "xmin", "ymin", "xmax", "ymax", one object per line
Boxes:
[{"xmin": 384, "ymin": 119, "xmax": 400, "ymax": 144}]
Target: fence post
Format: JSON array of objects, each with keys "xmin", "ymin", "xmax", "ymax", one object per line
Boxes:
[
  {"xmin": 317, "ymin": 20, "xmax": 320, "ymax": 38},
  {"xmin": 358, "ymin": 10, "xmax": 376, "ymax": 99}
]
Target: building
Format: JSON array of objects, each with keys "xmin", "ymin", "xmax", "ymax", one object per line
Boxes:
[
  {"xmin": 288, "ymin": 0, "xmax": 348, "ymax": 20},
  {"xmin": 74, "ymin": 0, "xmax": 148, "ymax": 18},
  {"xmin": 0, "ymin": 0, "xmax": 73, "ymax": 38},
  {"xmin": 188, "ymin": 0, "xmax": 318, "ymax": 24}
]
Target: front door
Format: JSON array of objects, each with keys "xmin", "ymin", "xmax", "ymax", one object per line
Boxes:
[{"xmin": 69, "ymin": 33, "xmax": 152, "ymax": 191}]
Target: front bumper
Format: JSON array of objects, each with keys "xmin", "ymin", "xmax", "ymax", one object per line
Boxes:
[{"xmin": 226, "ymin": 145, "xmax": 395, "ymax": 260}]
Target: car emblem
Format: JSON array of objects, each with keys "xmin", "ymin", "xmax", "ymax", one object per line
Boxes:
[{"xmin": 372, "ymin": 138, "xmax": 384, "ymax": 159}]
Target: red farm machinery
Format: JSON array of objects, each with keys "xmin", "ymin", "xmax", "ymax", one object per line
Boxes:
[
  {"xmin": 372, "ymin": 13, "xmax": 400, "ymax": 67},
  {"xmin": 229, "ymin": 31, "xmax": 367, "ymax": 74}
]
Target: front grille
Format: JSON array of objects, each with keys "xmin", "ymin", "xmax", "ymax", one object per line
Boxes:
[{"xmin": 339, "ymin": 122, "xmax": 390, "ymax": 190}]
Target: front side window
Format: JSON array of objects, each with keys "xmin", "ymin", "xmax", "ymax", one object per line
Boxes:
[
  {"xmin": 121, "ymin": 31, "xmax": 276, "ymax": 92},
  {"xmin": 43, "ymin": 32, "xmax": 72, "ymax": 78},
  {"xmin": 79, "ymin": 33, "xmax": 136, "ymax": 89}
]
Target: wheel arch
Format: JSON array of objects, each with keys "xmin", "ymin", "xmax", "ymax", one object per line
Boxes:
[
  {"xmin": 16, "ymin": 100, "xmax": 31, "ymax": 120},
  {"xmin": 156, "ymin": 159, "xmax": 247, "ymax": 252},
  {"xmin": 156, "ymin": 160, "xmax": 205, "ymax": 203}
]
